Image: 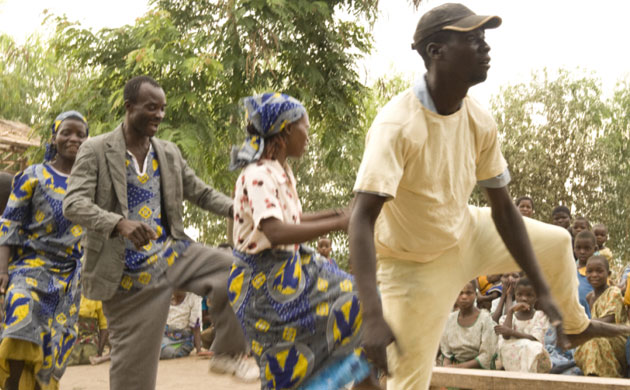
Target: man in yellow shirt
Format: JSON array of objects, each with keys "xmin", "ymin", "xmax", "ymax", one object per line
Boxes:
[{"xmin": 349, "ymin": 3, "xmax": 630, "ymax": 389}]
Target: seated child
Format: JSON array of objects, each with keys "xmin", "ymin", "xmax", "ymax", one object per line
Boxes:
[
  {"xmin": 515, "ymin": 196, "xmax": 534, "ymax": 219},
  {"xmin": 316, "ymin": 236, "xmax": 337, "ymax": 266},
  {"xmin": 593, "ymin": 224, "xmax": 613, "ymax": 263},
  {"xmin": 68, "ymin": 295, "xmax": 109, "ymax": 366},
  {"xmin": 575, "ymin": 230, "xmax": 598, "ymax": 318},
  {"xmin": 160, "ymin": 290, "xmax": 203, "ymax": 359},
  {"xmin": 492, "ymin": 272, "xmax": 520, "ymax": 324},
  {"xmin": 476, "ymin": 274, "xmax": 502, "ymax": 312},
  {"xmin": 574, "ymin": 255, "xmax": 627, "ymax": 377},
  {"xmin": 439, "ymin": 281, "xmax": 498, "ymax": 369},
  {"xmin": 495, "ymin": 278, "xmax": 551, "ymax": 373},
  {"xmin": 544, "ymin": 326, "xmax": 581, "ymax": 375}
]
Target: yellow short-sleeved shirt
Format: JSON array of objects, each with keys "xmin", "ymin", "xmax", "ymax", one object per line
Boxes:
[
  {"xmin": 78, "ymin": 296, "xmax": 108, "ymax": 330},
  {"xmin": 353, "ymin": 88, "xmax": 507, "ymax": 262}
]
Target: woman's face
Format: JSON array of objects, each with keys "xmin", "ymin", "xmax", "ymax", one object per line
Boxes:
[
  {"xmin": 54, "ymin": 118, "xmax": 88, "ymax": 161},
  {"xmin": 286, "ymin": 114, "xmax": 310, "ymax": 158}
]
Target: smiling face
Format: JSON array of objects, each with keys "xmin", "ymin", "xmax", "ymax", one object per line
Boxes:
[
  {"xmin": 434, "ymin": 28, "xmax": 492, "ymax": 87},
  {"xmin": 126, "ymin": 82, "xmax": 166, "ymax": 138},
  {"xmin": 585, "ymin": 257, "xmax": 609, "ymax": 289},
  {"xmin": 54, "ymin": 118, "xmax": 88, "ymax": 162},
  {"xmin": 574, "ymin": 237, "xmax": 596, "ymax": 267},
  {"xmin": 285, "ymin": 114, "xmax": 310, "ymax": 158},
  {"xmin": 456, "ymin": 282, "xmax": 476, "ymax": 311}
]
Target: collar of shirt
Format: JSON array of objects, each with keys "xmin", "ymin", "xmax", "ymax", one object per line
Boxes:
[
  {"xmin": 126, "ymin": 143, "xmax": 154, "ymax": 176},
  {"xmin": 412, "ymin": 74, "xmax": 438, "ymax": 114}
]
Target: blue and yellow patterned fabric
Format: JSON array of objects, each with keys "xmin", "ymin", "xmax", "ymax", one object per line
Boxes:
[
  {"xmin": 0, "ymin": 163, "xmax": 84, "ymax": 385},
  {"xmin": 119, "ymin": 149, "xmax": 190, "ymax": 291},
  {"xmin": 229, "ymin": 93, "xmax": 306, "ymax": 171},
  {"xmin": 228, "ymin": 246, "xmax": 367, "ymax": 389}
]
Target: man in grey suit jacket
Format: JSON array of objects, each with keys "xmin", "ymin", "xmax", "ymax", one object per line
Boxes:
[{"xmin": 63, "ymin": 76, "xmax": 256, "ymax": 389}]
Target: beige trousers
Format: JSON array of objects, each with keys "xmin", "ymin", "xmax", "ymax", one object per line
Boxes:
[{"xmin": 378, "ymin": 206, "xmax": 589, "ymax": 390}]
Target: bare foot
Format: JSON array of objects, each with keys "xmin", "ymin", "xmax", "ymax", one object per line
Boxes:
[
  {"xmin": 89, "ymin": 355, "xmax": 111, "ymax": 365},
  {"xmin": 566, "ymin": 320, "xmax": 630, "ymax": 348}
]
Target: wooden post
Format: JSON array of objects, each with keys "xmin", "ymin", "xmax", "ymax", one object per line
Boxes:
[{"xmin": 430, "ymin": 367, "xmax": 630, "ymax": 389}]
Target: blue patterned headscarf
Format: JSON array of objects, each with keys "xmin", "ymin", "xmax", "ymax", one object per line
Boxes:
[
  {"xmin": 229, "ymin": 93, "xmax": 306, "ymax": 170},
  {"xmin": 44, "ymin": 110, "xmax": 89, "ymax": 162}
]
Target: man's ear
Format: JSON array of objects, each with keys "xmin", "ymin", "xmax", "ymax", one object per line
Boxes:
[{"xmin": 426, "ymin": 42, "xmax": 442, "ymax": 60}]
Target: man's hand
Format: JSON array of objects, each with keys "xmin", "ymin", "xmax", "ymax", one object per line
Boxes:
[
  {"xmin": 115, "ymin": 219, "xmax": 157, "ymax": 250},
  {"xmin": 362, "ymin": 314, "xmax": 397, "ymax": 376},
  {"xmin": 537, "ymin": 293, "xmax": 569, "ymax": 349}
]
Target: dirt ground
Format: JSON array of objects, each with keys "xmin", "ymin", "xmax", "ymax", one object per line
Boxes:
[{"xmin": 60, "ymin": 356, "xmax": 260, "ymax": 390}]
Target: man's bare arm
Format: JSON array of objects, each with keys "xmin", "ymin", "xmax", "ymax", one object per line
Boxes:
[
  {"xmin": 484, "ymin": 186, "xmax": 566, "ymax": 347},
  {"xmin": 349, "ymin": 192, "xmax": 396, "ymax": 374}
]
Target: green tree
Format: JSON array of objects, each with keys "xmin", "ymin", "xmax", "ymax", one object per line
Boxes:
[
  {"xmin": 49, "ymin": 0, "xmax": 378, "ymax": 245},
  {"xmin": 491, "ymin": 69, "xmax": 606, "ymax": 220},
  {"xmin": 490, "ymin": 68, "xmax": 630, "ymax": 267},
  {"xmin": 598, "ymin": 79, "xmax": 630, "ymax": 265},
  {"xmin": 0, "ymin": 32, "xmax": 92, "ymax": 162}
]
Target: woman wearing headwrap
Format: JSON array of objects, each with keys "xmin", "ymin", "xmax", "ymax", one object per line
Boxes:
[
  {"xmin": 228, "ymin": 93, "xmax": 375, "ymax": 389},
  {"xmin": 0, "ymin": 111, "xmax": 88, "ymax": 390}
]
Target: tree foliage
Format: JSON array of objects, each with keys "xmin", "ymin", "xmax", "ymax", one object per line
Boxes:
[
  {"xmin": 492, "ymin": 69, "xmax": 630, "ymax": 265},
  {"xmin": 598, "ymin": 79, "xmax": 630, "ymax": 264},
  {"xmin": 0, "ymin": 32, "xmax": 90, "ymax": 153},
  {"xmin": 46, "ymin": 0, "xmax": 378, "ymax": 245}
]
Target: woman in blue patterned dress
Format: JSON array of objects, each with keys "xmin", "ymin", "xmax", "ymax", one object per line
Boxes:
[
  {"xmin": 0, "ymin": 111, "xmax": 88, "ymax": 390},
  {"xmin": 228, "ymin": 93, "xmax": 375, "ymax": 389}
]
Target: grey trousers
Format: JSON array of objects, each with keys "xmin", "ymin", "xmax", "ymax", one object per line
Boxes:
[{"xmin": 102, "ymin": 243, "xmax": 246, "ymax": 390}]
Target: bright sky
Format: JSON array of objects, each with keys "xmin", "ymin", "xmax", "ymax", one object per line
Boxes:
[{"xmin": 1, "ymin": 0, "xmax": 629, "ymax": 107}]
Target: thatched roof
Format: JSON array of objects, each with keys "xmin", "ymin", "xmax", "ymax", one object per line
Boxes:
[{"xmin": 0, "ymin": 119, "xmax": 40, "ymax": 148}]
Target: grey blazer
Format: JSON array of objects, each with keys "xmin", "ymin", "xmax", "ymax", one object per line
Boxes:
[{"xmin": 63, "ymin": 125, "xmax": 232, "ymax": 300}]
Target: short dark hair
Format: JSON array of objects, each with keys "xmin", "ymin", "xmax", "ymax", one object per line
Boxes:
[
  {"xmin": 415, "ymin": 30, "xmax": 455, "ymax": 68},
  {"xmin": 586, "ymin": 255, "xmax": 609, "ymax": 271},
  {"xmin": 552, "ymin": 205, "xmax": 570, "ymax": 217},
  {"xmin": 515, "ymin": 196, "xmax": 534, "ymax": 209},
  {"xmin": 574, "ymin": 215, "xmax": 591, "ymax": 229},
  {"xmin": 123, "ymin": 76, "xmax": 162, "ymax": 104},
  {"xmin": 575, "ymin": 230, "xmax": 597, "ymax": 247},
  {"xmin": 515, "ymin": 277, "xmax": 533, "ymax": 290}
]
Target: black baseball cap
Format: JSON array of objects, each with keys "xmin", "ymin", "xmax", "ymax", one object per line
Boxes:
[{"xmin": 411, "ymin": 3, "xmax": 501, "ymax": 50}]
